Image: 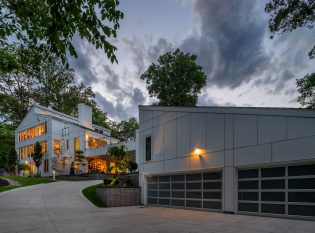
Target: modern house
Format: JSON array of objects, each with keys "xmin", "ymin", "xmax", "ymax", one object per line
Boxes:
[
  {"xmin": 15, "ymin": 103, "xmax": 135, "ymax": 176},
  {"xmin": 137, "ymin": 105, "xmax": 315, "ymax": 220}
]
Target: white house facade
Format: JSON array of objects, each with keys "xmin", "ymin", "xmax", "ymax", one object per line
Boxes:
[
  {"xmin": 137, "ymin": 105, "xmax": 315, "ymax": 220},
  {"xmin": 15, "ymin": 103, "xmax": 135, "ymax": 176}
]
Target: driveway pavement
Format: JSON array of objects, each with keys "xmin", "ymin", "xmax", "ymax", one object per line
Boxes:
[{"xmin": 0, "ymin": 180, "xmax": 314, "ymax": 233}]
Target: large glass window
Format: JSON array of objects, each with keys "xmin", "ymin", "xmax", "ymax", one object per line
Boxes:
[
  {"xmin": 54, "ymin": 140, "xmax": 60, "ymax": 155},
  {"xmin": 87, "ymin": 136, "xmax": 107, "ymax": 148},
  {"xmin": 145, "ymin": 136, "xmax": 151, "ymax": 161},
  {"xmin": 27, "ymin": 126, "xmax": 37, "ymax": 139},
  {"xmin": 18, "ymin": 122, "xmax": 47, "ymax": 142}
]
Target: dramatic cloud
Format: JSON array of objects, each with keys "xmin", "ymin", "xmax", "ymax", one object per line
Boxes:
[
  {"xmin": 67, "ymin": 0, "xmax": 314, "ymax": 121},
  {"xmin": 181, "ymin": 0, "xmax": 269, "ymax": 89}
]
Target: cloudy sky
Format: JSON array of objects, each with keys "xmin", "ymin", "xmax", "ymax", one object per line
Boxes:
[{"xmin": 69, "ymin": 0, "xmax": 315, "ymax": 121}]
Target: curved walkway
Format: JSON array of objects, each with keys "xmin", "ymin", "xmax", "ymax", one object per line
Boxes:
[{"xmin": 0, "ymin": 181, "xmax": 314, "ymax": 233}]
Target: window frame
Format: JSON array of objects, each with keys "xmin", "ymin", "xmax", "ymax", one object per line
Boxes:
[{"xmin": 145, "ymin": 135, "xmax": 152, "ymax": 161}]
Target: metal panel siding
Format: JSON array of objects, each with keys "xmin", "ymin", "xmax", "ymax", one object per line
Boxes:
[
  {"xmin": 190, "ymin": 113, "xmax": 206, "ymax": 152},
  {"xmin": 206, "ymin": 114, "xmax": 225, "ymax": 152},
  {"xmin": 234, "ymin": 115, "xmax": 257, "ymax": 148},
  {"xmin": 176, "ymin": 115, "xmax": 190, "ymax": 158},
  {"xmin": 164, "ymin": 120, "xmax": 177, "ymax": 160},
  {"xmin": 258, "ymin": 116, "xmax": 286, "ymax": 144}
]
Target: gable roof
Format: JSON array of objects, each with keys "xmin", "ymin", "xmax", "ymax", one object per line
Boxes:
[{"xmin": 17, "ymin": 104, "xmax": 110, "ymax": 134}]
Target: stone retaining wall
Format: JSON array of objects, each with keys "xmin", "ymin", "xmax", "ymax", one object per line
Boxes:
[{"xmin": 96, "ymin": 187, "xmax": 141, "ymax": 207}]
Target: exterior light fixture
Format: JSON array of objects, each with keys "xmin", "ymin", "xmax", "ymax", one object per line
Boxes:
[
  {"xmin": 194, "ymin": 147, "xmax": 202, "ymax": 156},
  {"xmin": 52, "ymin": 170, "xmax": 56, "ymax": 181}
]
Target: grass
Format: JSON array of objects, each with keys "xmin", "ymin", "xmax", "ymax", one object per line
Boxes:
[
  {"xmin": 0, "ymin": 186, "xmax": 16, "ymax": 192},
  {"xmin": 0, "ymin": 176, "xmax": 55, "ymax": 193},
  {"xmin": 82, "ymin": 183, "xmax": 106, "ymax": 207}
]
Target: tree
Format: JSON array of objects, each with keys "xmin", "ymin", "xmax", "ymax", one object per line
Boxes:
[
  {"xmin": 265, "ymin": 1, "xmax": 315, "ymax": 108},
  {"xmin": 140, "ymin": 48, "xmax": 207, "ymax": 106},
  {"xmin": 32, "ymin": 142, "xmax": 43, "ymax": 176},
  {"xmin": 72, "ymin": 150, "xmax": 86, "ymax": 174},
  {"xmin": 0, "ymin": 0, "xmax": 124, "ymax": 63},
  {"xmin": 265, "ymin": 0, "xmax": 315, "ymax": 59},
  {"xmin": 51, "ymin": 141, "xmax": 72, "ymax": 175},
  {"xmin": 110, "ymin": 117, "xmax": 139, "ymax": 141},
  {"xmin": 0, "ymin": 123, "xmax": 15, "ymax": 157},
  {"xmin": 0, "ymin": 153, "xmax": 7, "ymax": 170},
  {"xmin": 7, "ymin": 147, "xmax": 17, "ymax": 172},
  {"xmin": 0, "ymin": 44, "xmax": 111, "ymax": 128},
  {"xmin": 297, "ymin": 73, "xmax": 315, "ymax": 108}
]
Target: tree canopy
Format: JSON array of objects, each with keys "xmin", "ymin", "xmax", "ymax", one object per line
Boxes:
[
  {"xmin": 265, "ymin": 0, "xmax": 315, "ymax": 109},
  {"xmin": 110, "ymin": 117, "xmax": 139, "ymax": 142},
  {"xmin": 0, "ymin": 44, "xmax": 110, "ymax": 128},
  {"xmin": 265, "ymin": 0, "xmax": 315, "ymax": 58},
  {"xmin": 297, "ymin": 73, "xmax": 315, "ymax": 108},
  {"xmin": 140, "ymin": 48, "xmax": 207, "ymax": 106},
  {"xmin": 0, "ymin": 0, "xmax": 124, "ymax": 63}
]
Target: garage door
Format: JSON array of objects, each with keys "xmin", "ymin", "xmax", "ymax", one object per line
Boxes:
[
  {"xmin": 238, "ymin": 164, "xmax": 315, "ymax": 219},
  {"xmin": 147, "ymin": 171, "xmax": 222, "ymax": 210}
]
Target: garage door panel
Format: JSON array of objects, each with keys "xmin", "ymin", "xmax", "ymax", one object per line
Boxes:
[
  {"xmin": 261, "ymin": 204, "xmax": 285, "ymax": 214},
  {"xmin": 147, "ymin": 171, "xmax": 222, "ymax": 211},
  {"xmin": 238, "ymin": 164, "xmax": 315, "ymax": 219}
]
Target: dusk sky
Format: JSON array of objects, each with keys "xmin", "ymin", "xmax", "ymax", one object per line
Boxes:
[{"xmin": 69, "ymin": 0, "xmax": 315, "ymax": 121}]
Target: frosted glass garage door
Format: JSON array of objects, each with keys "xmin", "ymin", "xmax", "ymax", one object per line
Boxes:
[
  {"xmin": 147, "ymin": 171, "xmax": 222, "ymax": 210},
  {"xmin": 238, "ymin": 164, "xmax": 315, "ymax": 219}
]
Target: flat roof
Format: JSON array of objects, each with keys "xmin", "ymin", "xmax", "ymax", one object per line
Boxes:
[{"xmin": 139, "ymin": 105, "xmax": 315, "ymax": 118}]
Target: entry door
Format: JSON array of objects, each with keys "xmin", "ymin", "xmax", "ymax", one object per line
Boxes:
[{"xmin": 147, "ymin": 171, "xmax": 222, "ymax": 211}]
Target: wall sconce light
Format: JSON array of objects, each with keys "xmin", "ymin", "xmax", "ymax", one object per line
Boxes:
[{"xmin": 194, "ymin": 147, "xmax": 202, "ymax": 156}]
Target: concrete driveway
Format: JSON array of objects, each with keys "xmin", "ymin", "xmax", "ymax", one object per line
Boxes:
[{"xmin": 0, "ymin": 180, "xmax": 314, "ymax": 233}]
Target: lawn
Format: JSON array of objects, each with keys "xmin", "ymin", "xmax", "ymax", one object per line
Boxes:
[
  {"xmin": 82, "ymin": 183, "xmax": 106, "ymax": 207},
  {"xmin": 0, "ymin": 176, "xmax": 55, "ymax": 193}
]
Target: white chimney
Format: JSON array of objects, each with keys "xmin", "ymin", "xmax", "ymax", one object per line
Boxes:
[{"xmin": 78, "ymin": 103, "xmax": 92, "ymax": 128}]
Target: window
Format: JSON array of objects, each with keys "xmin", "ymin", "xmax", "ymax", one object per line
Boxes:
[
  {"xmin": 41, "ymin": 141, "xmax": 47, "ymax": 155},
  {"xmin": 87, "ymin": 136, "xmax": 107, "ymax": 148},
  {"xmin": 19, "ymin": 130, "xmax": 27, "ymax": 142},
  {"xmin": 44, "ymin": 159, "xmax": 49, "ymax": 173},
  {"xmin": 145, "ymin": 136, "xmax": 151, "ymax": 161},
  {"xmin": 62, "ymin": 127, "xmax": 69, "ymax": 136},
  {"xmin": 54, "ymin": 140, "xmax": 60, "ymax": 155},
  {"xmin": 38, "ymin": 122, "xmax": 47, "ymax": 136},
  {"xmin": 74, "ymin": 137, "xmax": 79, "ymax": 153},
  {"xmin": 27, "ymin": 126, "xmax": 37, "ymax": 139},
  {"xmin": 27, "ymin": 144, "xmax": 34, "ymax": 157},
  {"xmin": 19, "ymin": 147, "xmax": 27, "ymax": 159},
  {"xmin": 66, "ymin": 139, "xmax": 69, "ymax": 150}
]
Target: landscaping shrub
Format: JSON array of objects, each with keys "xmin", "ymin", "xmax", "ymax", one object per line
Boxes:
[{"xmin": 0, "ymin": 178, "xmax": 9, "ymax": 187}]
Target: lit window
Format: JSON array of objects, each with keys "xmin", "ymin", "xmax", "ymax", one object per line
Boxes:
[
  {"xmin": 27, "ymin": 127, "xmax": 37, "ymax": 139},
  {"xmin": 41, "ymin": 141, "xmax": 47, "ymax": 155},
  {"xmin": 19, "ymin": 130, "xmax": 27, "ymax": 142},
  {"xmin": 54, "ymin": 140, "xmax": 60, "ymax": 155},
  {"xmin": 88, "ymin": 136, "xmax": 107, "ymax": 148},
  {"xmin": 145, "ymin": 136, "xmax": 152, "ymax": 161},
  {"xmin": 38, "ymin": 122, "xmax": 47, "ymax": 136},
  {"xmin": 27, "ymin": 144, "xmax": 34, "ymax": 157},
  {"xmin": 74, "ymin": 137, "xmax": 79, "ymax": 153}
]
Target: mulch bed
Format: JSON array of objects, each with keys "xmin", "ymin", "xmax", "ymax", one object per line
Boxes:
[{"xmin": 0, "ymin": 178, "xmax": 9, "ymax": 187}]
